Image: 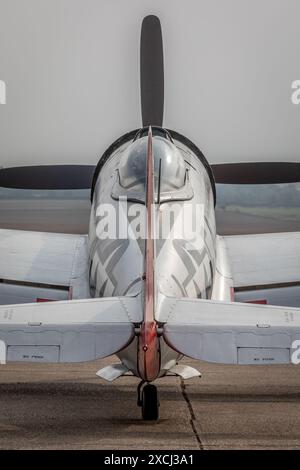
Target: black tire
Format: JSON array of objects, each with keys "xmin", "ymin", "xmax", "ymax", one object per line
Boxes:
[{"xmin": 142, "ymin": 384, "xmax": 159, "ymax": 421}]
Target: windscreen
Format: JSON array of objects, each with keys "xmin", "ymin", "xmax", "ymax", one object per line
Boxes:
[{"xmin": 118, "ymin": 136, "xmax": 186, "ymax": 194}]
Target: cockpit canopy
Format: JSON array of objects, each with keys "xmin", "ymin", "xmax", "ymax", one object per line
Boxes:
[{"xmin": 118, "ymin": 136, "xmax": 186, "ymax": 194}]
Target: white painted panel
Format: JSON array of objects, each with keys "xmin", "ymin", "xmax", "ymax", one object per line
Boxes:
[
  {"xmin": 223, "ymin": 232, "xmax": 300, "ymax": 288},
  {"xmin": 0, "ymin": 229, "xmax": 88, "ymax": 287}
]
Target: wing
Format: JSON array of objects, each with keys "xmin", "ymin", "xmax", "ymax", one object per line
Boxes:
[
  {"xmin": 160, "ymin": 296, "xmax": 300, "ymax": 365},
  {"xmin": 0, "ymin": 229, "xmax": 89, "ymax": 305},
  {"xmin": 223, "ymin": 232, "xmax": 300, "ymax": 307},
  {"xmin": 0, "ymin": 296, "xmax": 141, "ymax": 364}
]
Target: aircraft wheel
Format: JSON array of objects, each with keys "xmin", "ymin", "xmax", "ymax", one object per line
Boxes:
[{"xmin": 141, "ymin": 384, "xmax": 159, "ymax": 420}]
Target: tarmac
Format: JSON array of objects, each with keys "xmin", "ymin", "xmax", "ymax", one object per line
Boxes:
[{"xmin": 0, "ymin": 357, "xmax": 299, "ymax": 450}]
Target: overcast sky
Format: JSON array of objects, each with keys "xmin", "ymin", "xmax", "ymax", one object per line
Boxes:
[{"xmin": 1, "ymin": 0, "xmax": 300, "ymax": 168}]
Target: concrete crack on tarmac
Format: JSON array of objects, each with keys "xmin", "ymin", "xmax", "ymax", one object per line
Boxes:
[{"xmin": 179, "ymin": 377, "xmax": 204, "ymax": 450}]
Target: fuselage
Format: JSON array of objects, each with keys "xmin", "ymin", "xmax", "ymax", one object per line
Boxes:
[{"xmin": 88, "ymin": 127, "xmax": 219, "ymax": 379}]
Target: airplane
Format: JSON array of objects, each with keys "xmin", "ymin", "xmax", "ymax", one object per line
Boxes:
[{"xmin": 0, "ymin": 15, "xmax": 300, "ymax": 420}]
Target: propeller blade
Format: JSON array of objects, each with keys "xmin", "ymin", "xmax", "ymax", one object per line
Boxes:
[
  {"xmin": 0, "ymin": 165, "xmax": 95, "ymax": 190},
  {"xmin": 212, "ymin": 162, "xmax": 300, "ymax": 184},
  {"xmin": 140, "ymin": 15, "xmax": 164, "ymax": 127}
]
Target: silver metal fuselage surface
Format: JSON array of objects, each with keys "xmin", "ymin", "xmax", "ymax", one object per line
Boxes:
[{"xmin": 88, "ymin": 134, "xmax": 218, "ymax": 377}]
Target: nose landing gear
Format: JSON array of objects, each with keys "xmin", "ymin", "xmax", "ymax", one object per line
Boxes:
[{"xmin": 137, "ymin": 381, "xmax": 159, "ymax": 420}]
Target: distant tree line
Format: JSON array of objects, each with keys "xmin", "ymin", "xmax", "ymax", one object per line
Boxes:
[
  {"xmin": 0, "ymin": 188, "xmax": 90, "ymax": 200},
  {"xmin": 216, "ymin": 184, "xmax": 300, "ymax": 208}
]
